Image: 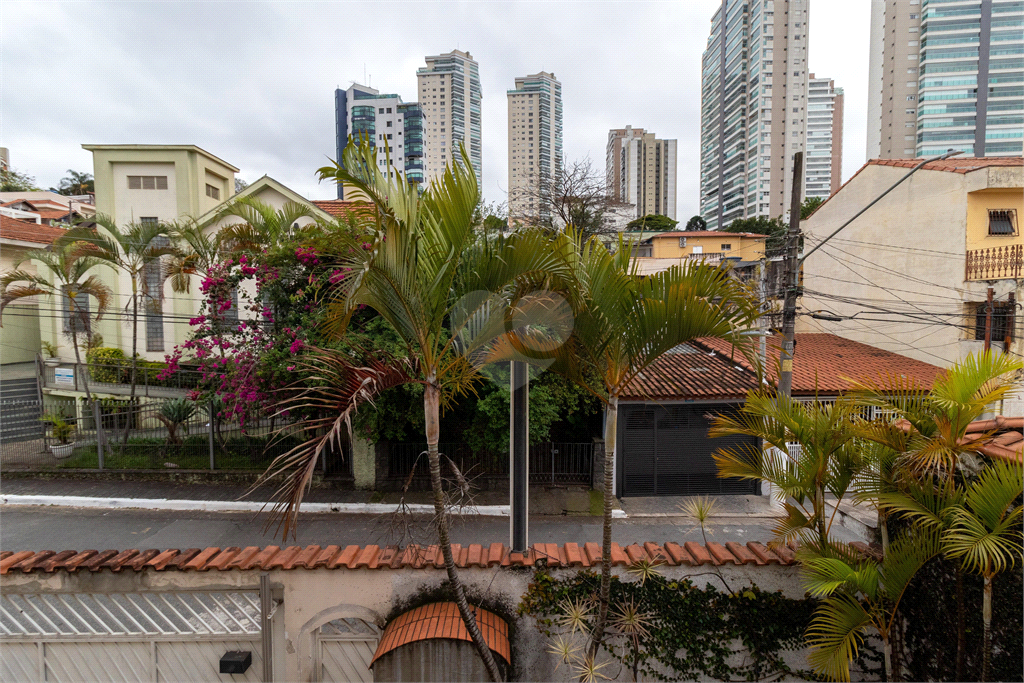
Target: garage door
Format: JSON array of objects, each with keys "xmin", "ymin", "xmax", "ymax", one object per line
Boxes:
[
  {"xmin": 619, "ymin": 404, "xmax": 760, "ymax": 497},
  {"xmin": 316, "ymin": 618, "xmax": 380, "ymax": 682}
]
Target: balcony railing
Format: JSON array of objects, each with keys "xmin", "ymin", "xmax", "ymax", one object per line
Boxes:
[
  {"xmin": 966, "ymin": 244, "xmax": 1023, "ymax": 281},
  {"xmin": 688, "ymin": 252, "xmax": 726, "ymax": 264}
]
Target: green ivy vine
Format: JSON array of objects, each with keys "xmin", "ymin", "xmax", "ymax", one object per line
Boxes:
[{"xmin": 519, "ymin": 569, "xmax": 821, "ymax": 682}]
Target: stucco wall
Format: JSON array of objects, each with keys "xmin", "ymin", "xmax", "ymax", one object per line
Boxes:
[{"xmin": 1, "ymin": 561, "xmax": 817, "ymax": 683}]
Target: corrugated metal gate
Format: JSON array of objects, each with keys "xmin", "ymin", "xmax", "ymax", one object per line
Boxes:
[
  {"xmin": 0, "ymin": 591, "xmax": 264, "ymax": 682},
  {"xmin": 315, "ymin": 618, "xmax": 380, "ymax": 682},
  {"xmin": 618, "ymin": 404, "xmax": 760, "ymax": 497}
]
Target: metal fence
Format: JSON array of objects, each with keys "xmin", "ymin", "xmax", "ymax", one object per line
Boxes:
[
  {"xmin": 40, "ymin": 361, "xmax": 204, "ymax": 398},
  {"xmin": 0, "ymin": 397, "xmax": 299, "ymax": 472},
  {"xmin": 384, "ymin": 441, "xmax": 594, "ymax": 488}
]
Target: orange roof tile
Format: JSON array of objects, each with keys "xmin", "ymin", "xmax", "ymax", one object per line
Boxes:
[
  {"xmin": 370, "ymin": 602, "xmax": 511, "ymax": 665},
  {"xmin": 312, "ymin": 199, "xmax": 375, "ymax": 218},
  {"xmin": 962, "ymin": 416, "xmax": 1022, "ymax": 464},
  {"xmin": 648, "ymin": 230, "xmax": 767, "ymax": 239},
  {"xmin": 0, "ymin": 541, "xmax": 798, "ymax": 576},
  {"xmin": 692, "ymin": 333, "xmax": 943, "ymax": 398},
  {"xmin": 868, "ymin": 156, "xmax": 1023, "ymax": 174},
  {"xmin": 0, "ymin": 215, "xmax": 66, "ymax": 244},
  {"xmin": 622, "ymin": 344, "xmax": 759, "ymax": 401}
]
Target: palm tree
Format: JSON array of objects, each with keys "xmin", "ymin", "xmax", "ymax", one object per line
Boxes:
[
  {"xmin": 62, "ymin": 217, "xmax": 176, "ymax": 412},
  {"xmin": 801, "ymin": 531, "xmax": 941, "ymax": 681},
  {"xmin": 850, "ymin": 350, "xmax": 1021, "ymax": 679},
  {"xmin": 165, "ymin": 219, "xmax": 228, "ymax": 294},
  {"xmin": 253, "ymin": 140, "xmax": 576, "ymax": 682},
  {"xmin": 1, "ymin": 241, "xmax": 113, "ymax": 402},
  {"xmin": 214, "ymin": 196, "xmax": 316, "ymax": 252},
  {"xmin": 943, "ymin": 459, "xmax": 1023, "ymax": 682},
  {"xmin": 552, "ymin": 235, "xmax": 761, "ymax": 657},
  {"xmin": 710, "ymin": 393, "xmax": 866, "ymax": 550}
]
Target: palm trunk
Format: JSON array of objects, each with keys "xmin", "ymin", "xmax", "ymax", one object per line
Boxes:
[
  {"xmin": 125, "ymin": 281, "xmax": 139, "ymax": 446},
  {"xmin": 955, "ymin": 564, "xmax": 966, "ymax": 681},
  {"xmin": 589, "ymin": 396, "xmax": 618, "ymax": 660},
  {"xmin": 68, "ymin": 303, "xmax": 93, "ymax": 404},
  {"xmin": 882, "ymin": 631, "xmax": 894, "ymax": 682},
  {"xmin": 424, "ymin": 383, "xmax": 503, "ymax": 682},
  {"xmin": 981, "ymin": 574, "xmax": 992, "ymax": 682}
]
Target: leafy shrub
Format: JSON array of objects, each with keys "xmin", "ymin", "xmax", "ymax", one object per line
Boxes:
[{"xmin": 87, "ymin": 347, "xmax": 127, "ymax": 383}]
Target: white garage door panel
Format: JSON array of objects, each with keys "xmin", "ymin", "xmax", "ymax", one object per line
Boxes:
[
  {"xmin": 157, "ymin": 640, "xmax": 262, "ymax": 683},
  {"xmin": 320, "ymin": 640, "xmax": 375, "ymax": 683},
  {"xmin": 1, "ymin": 642, "xmax": 39, "ymax": 682},
  {"xmin": 46, "ymin": 642, "xmax": 150, "ymax": 683}
]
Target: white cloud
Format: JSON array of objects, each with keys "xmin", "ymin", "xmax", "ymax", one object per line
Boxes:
[{"xmin": 2, "ymin": 0, "xmax": 870, "ymax": 217}]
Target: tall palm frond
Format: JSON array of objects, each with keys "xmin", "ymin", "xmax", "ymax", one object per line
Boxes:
[{"xmin": 215, "ymin": 197, "xmax": 316, "ymax": 252}]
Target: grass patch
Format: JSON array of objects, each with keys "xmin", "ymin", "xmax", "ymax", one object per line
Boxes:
[
  {"xmin": 589, "ymin": 489, "xmax": 603, "ymax": 516},
  {"xmin": 369, "ymin": 490, "xmax": 385, "ymax": 504},
  {"xmin": 55, "ymin": 434, "xmax": 301, "ymax": 470}
]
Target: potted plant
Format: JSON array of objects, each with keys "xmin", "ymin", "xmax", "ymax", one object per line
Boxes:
[
  {"xmin": 41, "ymin": 342, "xmax": 61, "ymax": 367},
  {"xmin": 41, "ymin": 412, "xmax": 76, "ymax": 458}
]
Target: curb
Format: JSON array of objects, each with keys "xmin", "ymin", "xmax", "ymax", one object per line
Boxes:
[{"xmin": 0, "ymin": 494, "xmax": 629, "ymax": 518}]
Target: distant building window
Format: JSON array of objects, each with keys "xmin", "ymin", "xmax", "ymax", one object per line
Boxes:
[
  {"xmin": 139, "ymin": 217, "xmax": 158, "ymax": 224},
  {"xmin": 128, "ymin": 176, "xmax": 168, "ymax": 190},
  {"xmin": 678, "ymin": 237, "xmax": 687, "ymax": 248},
  {"xmin": 205, "ymin": 183, "xmax": 220, "ymax": 200},
  {"xmin": 721, "ymin": 244, "xmax": 732, "ymax": 251},
  {"xmin": 62, "ymin": 286, "xmax": 90, "ymax": 335},
  {"xmin": 989, "ymin": 209, "xmax": 1017, "ymax": 235}
]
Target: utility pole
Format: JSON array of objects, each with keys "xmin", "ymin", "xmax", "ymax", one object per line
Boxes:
[
  {"xmin": 510, "ymin": 361, "xmax": 529, "ymax": 552},
  {"xmin": 1004, "ymin": 292, "xmax": 1016, "ymax": 352},
  {"xmin": 984, "ymin": 287, "xmax": 995, "ymax": 351},
  {"xmin": 778, "ymin": 152, "xmax": 804, "ymax": 397}
]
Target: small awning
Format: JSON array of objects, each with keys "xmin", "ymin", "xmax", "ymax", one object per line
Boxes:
[{"xmin": 371, "ymin": 602, "xmax": 510, "ymax": 666}]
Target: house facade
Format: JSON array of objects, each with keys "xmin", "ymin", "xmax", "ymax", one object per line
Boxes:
[
  {"xmin": 798, "ymin": 156, "xmax": 1024, "ymax": 412},
  {"xmin": 633, "ymin": 230, "xmax": 766, "ymax": 263},
  {"xmin": 614, "ymin": 333, "xmax": 942, "ymax": 497}
]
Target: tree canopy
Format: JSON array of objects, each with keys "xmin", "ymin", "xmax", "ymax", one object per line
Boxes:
[
  {"xmin": 51, "ymin": 170, "xmax": 94, "ymax": 196},
  {"xmin": 801, "ymin": 195, "xmax": 825, "ymax": 219},
  {"xmin": 0, "ymin": 167, "xmax": 39, "ymax": 192},
  {"xmin": 685, "ymin": 215, "xmax": 707, "ymax": 231},
  {"xmin": 626, "ymin": 213, "xmax": 679, "ymax": 232}
]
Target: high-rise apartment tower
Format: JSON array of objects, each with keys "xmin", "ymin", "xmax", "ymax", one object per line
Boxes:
[
  {"xmin": 699, "ymin": 0, "xmax": 820, "ymax": 231},
  {"xmin": 606, "ymin": 127, "xmax": 678, "ymax": 220},
  {"xmin": 806, "ymin": 75, "xmax": 844, "ymax": 198},
  {"xmin": 507, "ymin": 71, "xmax": 563, "ymax": 225},
  {"xmin": 334, "ymin": 84, "xmax": 424, "ymax": 199},
  {"xmin": 866, "ymin": 0, "xmax": 1023, "ymax": 159},
  {"xmin": 417, "ymin": 50, "xmax": 483, "ymax": 187}
]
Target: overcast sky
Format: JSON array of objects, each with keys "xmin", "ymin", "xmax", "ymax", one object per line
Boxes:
[{"xmin": 3, "ymin": 1, "xmax": 871, "ymax": 217}]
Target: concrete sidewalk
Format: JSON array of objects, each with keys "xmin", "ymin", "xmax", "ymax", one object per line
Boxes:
[{"xmin": 0, "ymin": 478, "xmax": 622, "ymax": 517}]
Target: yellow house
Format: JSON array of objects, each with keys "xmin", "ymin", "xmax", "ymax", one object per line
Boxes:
[{"xmin": 635, "ymin": 230, "xmax": 766, "ymax": 261}]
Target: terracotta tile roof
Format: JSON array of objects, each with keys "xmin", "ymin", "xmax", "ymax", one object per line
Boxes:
[
  {"xmin": 806, "ymin": 157, "xmax": 1023, "ymax": 219},
  {"xmin": 693, "ymin": 333, "xmax": 943, "ymax": 398},
  {"xmin": 36, "ymin": 209, "xmax": 70, "ymax": 220},
  {"xmin": 0, "ymin": 541, "xmax": 799, "ymax": 576},
  {"xmin": 964, "ymin": 416, "xmax": 1022, "ymax": 464},
  {"xmin": 867, "ymin": 156, "xmax": 1023, "ymax": 174},
  {"xmin": 0, "ymin": 214, "xmax": 66, "ymax": 244},
  {"xmin": 623, "ymin": 344, "xmax": 759, "ymax": 400},
  {"xmin": 371, "ymin": 602, "xmax": 510, "ymax": 665},
  {"xmin": 312, "ymin": 199, "xmax": 375, "ymax": 218}
]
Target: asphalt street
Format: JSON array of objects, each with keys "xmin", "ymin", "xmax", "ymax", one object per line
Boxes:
[{"xmin": 0, "ymin": 505, "xmax": 863, "ymax": 552}]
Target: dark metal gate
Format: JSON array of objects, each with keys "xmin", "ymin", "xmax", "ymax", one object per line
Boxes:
[{"xmin": 618, "ymin": 403, "xmax": 760, "ymax": 497}]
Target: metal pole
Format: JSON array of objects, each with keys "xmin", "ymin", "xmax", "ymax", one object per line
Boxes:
[
  {"xmin": 1005, "ymin": 293, "xmax": 1016, "ymax": 351},
  {"xmin": 93, "ymin": 399, "xmax": 104, "ymax": 470},
  {"xmin": 778, "ymin": 152, "xmax": 804, "ymax": 398},
  {"xmin": 260, "ymin": 572, "xmax": 274, "ymax": 682},
  {"xmin": 208, "ymin": 399, "xmax": 216, "ymax": 470},
  {"xmin": 510, "ymin": 361, "xmax": 529, "ymax": 552},
  {"xmin": 985, "ymin": 287, "xmax": 994, "ymax": 351}
]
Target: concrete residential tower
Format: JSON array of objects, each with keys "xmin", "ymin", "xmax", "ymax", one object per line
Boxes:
[
  {"xmin": 806, "ymin": 75, "xmax": 844, "ymax": 198},
  {"xmin": 507, "ymin": 72, "xmax": 563, "ymax": 225},
  {"xmin": 417, "ymin": 50, "xmax": 482, "ymax": 187},
  {"xmin": 866, "ymin": 0, "xmax": 1024, "ymax": 159},
  {"xmin": 699, "ymin": 0, "xmax": 817, "ymax": 231},
  {"xmin": 606, "ymin": 127, "xmax": 678, "ymax": 220},
  {"xmin": 335, "ymin": 84, "xmax": 425, "ymax": 198}
]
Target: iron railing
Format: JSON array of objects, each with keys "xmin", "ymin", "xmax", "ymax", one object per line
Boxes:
[
  {"xmin": 383, "ymin": 441, "xmax": 594, "ymax": 488},
  {"xmin": 40, "ymin": 361, "xmax": 203, "ymax": 397},
  {"xmin": 966, "ymin": 244, "xmax": 1023, "ymax": 281},
  {"xmin": 0, "ymin": 397, "xmax": 292, "ymax": 472}
]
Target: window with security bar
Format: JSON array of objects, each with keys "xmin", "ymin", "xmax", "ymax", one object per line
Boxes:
[
  {"xmin": 972, "ymin": 301, "xmax": 1015, "ymax": 343},
  {"xmin": 144, "ymin": 235, "xmax": 170, "ymax": 351},
  {"xmin": 988, "ymin": 209, "xmax": 1017, "ymax": 236},
  {"xmin": 62, "ymin": 286, "xmax": 90, "ymax": 335}
]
